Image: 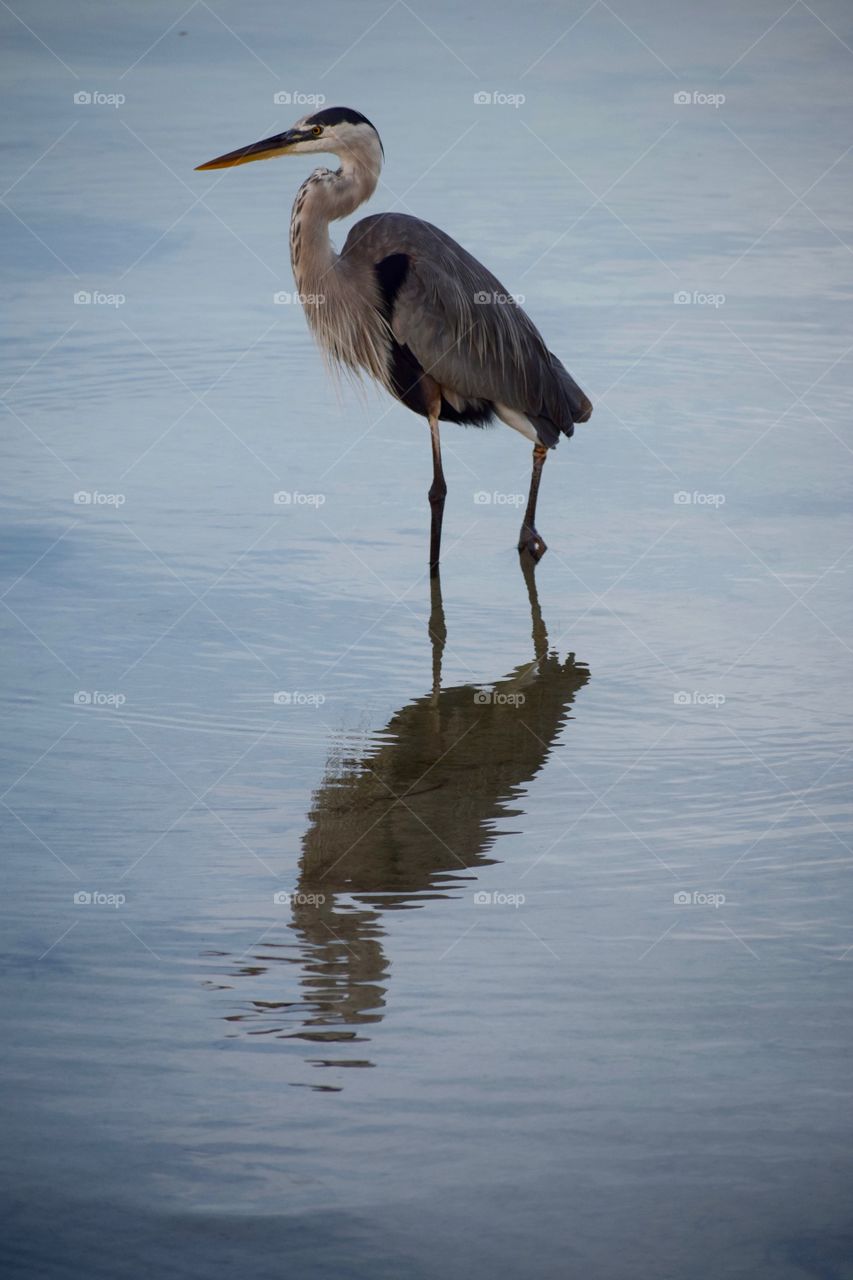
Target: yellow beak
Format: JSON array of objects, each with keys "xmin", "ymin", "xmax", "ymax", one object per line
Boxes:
[{"xmin": 195, "ymin": 129, "xmax": 300, "ymax": 171}]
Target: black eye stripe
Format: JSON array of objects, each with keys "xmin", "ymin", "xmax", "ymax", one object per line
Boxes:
[
  {"xmin": 305, "ymin": 106, "xmax": 375, "ymax": 129},
  {"xmin": 301, "ymin": 106, "xmax": 385, "ymax": 159}
]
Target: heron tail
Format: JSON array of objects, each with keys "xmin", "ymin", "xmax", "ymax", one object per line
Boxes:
[
  {"xmin": 529, "ymin": 353, "xmax": 593, "ymax": 447},
  {"xmin": 552, "ymin": 353, "xmax": 593, "ymax": 428}
]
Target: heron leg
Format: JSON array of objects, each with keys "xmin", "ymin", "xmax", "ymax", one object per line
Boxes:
[
  {"xmin": 518, "ymin": 444, "xmax": 549, "ymax": 562},
  {"xmin": 428, "ymin": 412, "xmax": 447, "ymax": 575}
]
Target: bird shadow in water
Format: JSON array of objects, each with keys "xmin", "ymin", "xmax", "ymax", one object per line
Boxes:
[{"xmin": 217, "ymin": 561, "xmax": 590, "ymax": 1076}]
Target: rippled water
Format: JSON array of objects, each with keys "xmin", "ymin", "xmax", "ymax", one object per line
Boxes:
[{"xmin": 2, "ymin": 2, "xmax": 853, "ymax": 1277}]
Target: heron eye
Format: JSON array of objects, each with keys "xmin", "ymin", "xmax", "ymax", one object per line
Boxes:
[{"xmin": 311, "ymin": 125, "xmax": 322, "ymax": 137}]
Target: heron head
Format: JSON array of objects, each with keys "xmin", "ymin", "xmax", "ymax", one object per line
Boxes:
[{"xmin": 195, "ymin": 107, "xmax": 384, "ymax": 172}]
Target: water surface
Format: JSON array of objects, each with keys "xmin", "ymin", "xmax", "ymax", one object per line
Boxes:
[{"xmin": 2, "ymin": 2, "xmax": 852, "ymax": 1277}]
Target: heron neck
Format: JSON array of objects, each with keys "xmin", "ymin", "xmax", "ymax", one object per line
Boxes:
[
  {"xmin": 334, "ymin": 150, "xmax": 380, "ymax": 218},
  {"xmin": 290, "ymin": 156, "xmax": 380, "ymax": 289}
]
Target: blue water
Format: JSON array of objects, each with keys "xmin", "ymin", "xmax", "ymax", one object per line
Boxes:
[{"xmin": 2, "ymin": 2, "xmax": 852, "ymax": 1276}]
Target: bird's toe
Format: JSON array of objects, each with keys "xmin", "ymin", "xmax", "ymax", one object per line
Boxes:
[{"xmin": 518, "ymin": 527, "xmax": 548, "ymax": 562}]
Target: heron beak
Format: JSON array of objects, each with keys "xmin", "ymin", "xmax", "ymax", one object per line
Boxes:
[{"xmin": 195, "ymin": 129, "xmax": 301, "ymax": 171}]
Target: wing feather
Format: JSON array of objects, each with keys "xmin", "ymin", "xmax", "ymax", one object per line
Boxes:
[{"xmin": 341, "ymin": 212, "xmax": 591, "ymax": 435}]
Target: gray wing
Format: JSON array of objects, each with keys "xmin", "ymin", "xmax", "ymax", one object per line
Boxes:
[{"xmin": 341, "ymin": 212, "xmax": 591, "ymax": 438}]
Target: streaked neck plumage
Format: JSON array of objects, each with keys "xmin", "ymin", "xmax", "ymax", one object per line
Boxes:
[
  {"xmin": 289, "ymin": 138, "xmax": 381, "ymax": 287},
  {"xmin": 289, "ymin": 132, "xmax": 390, "ymax": 388}
]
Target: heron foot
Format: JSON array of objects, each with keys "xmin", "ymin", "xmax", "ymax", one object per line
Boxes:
[{"xmin": 518, "ymin": 526, "xmax": 548, "ymax": 562}]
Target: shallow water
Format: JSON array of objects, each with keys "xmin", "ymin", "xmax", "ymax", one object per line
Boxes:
[{"xmin": 2, "ymin": 1, "xmax": 853, "ymax": 1277}]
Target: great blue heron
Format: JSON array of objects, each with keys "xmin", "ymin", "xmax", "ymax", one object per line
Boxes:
[{"xmin": 197, "ymin": 107, "xmax": 593, "ymax": 568}]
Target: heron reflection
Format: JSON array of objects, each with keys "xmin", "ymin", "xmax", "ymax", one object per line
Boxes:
[{"xmin": 225, "ymin": 564, "xmax": 589, "ymax": 1064}]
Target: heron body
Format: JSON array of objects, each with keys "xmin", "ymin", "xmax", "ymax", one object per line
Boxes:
[{"xmin": 197, "ymin": 106, "xmax": 592, "ymax": 567}]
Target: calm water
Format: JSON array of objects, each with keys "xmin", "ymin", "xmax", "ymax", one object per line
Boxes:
[{"xmin": 2, "ymin": 2, "xmax": 852, "ymax": 1276}]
